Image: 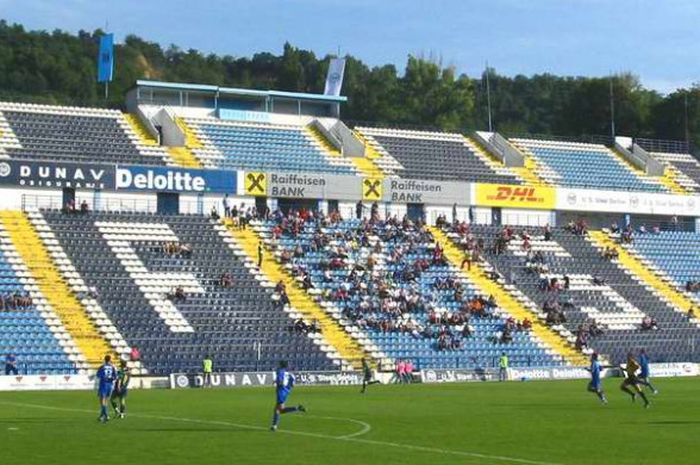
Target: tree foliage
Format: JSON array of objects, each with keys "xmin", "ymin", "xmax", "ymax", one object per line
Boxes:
[{"xmin": 0, "ymin": 20, "xmax": 698, "ymax": 146}]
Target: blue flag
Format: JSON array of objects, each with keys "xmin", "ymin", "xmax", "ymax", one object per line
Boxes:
[{"xmin": 97, "ymin": 34, "xmax": 114, "ymax": 83}]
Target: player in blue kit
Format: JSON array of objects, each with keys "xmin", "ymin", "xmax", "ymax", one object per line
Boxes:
[
  {"xmin": 270, "ymin": 361, "xmax": 305, "ymax": 431},
  {"xmin": 587, "ymin": 353, "xmax": 608, "ymax": 404},
  {"xmin": 637, "ymin": 349, "xmax": 658, "ymax": 395},
  {"xmin": 96, "ymin": 355, "xmax": 117, "ymax": 423}
]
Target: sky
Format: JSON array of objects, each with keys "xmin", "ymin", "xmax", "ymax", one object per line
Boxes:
[{"xmin": 0, "ymin": 0, "xmax": 698, "ymax": 94}]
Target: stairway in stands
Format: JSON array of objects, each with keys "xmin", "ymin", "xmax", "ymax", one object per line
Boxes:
[
  {"xmin": 224, "ymin": 220, "xmax": 365, "ymax": 368},
  {"xmin": 0, "ymin": 211, "xmax": 112, "ymax": 368},
  {"xmin": 431, "ymin": 227, "xmax": 586, "ymax": 365}
]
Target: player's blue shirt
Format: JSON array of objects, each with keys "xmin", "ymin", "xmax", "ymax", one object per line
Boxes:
[
  {"xmin": 275, "ymin": 368, "xmax": 295, "ymax": 395},
  {"xmin": 639, "ymin": 354, "xmax": 650, "ymax": 377},
  {"xmin": 590, "ymin": 360, "xmax": 602, "ymax": 382},
  {"xmin": 96, "ymin": 363, "xmax": 117, "ymax": 390}
]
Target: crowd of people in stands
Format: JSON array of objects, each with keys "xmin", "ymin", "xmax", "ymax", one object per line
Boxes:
[
  {"xmin": 265, "ymin": 208, "xmax": 529, "ymax": 352},
  {"xmin": 163, "ymin": 241, "xmax": 192, "ymax": 258}
]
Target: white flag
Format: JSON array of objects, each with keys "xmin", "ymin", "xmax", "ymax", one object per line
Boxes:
[{"xmin": 324, "ymin": 58, "xmax": 346, "ymax": 96}]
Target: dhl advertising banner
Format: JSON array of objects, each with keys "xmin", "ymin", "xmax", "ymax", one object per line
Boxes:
[{"xmin": 475, "ymin": 184, "xmax": 556, "ymax": 210}]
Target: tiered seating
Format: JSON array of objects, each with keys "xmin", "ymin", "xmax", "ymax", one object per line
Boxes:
[
  {"xmin": 42, "ymin": 211, "xmax": 336, "ymax": 375},
  {"xmin": 629, "ymin": 231, "xmax": 700, "ymax": 301},
  {"xmin": 649, "ymin": 151, "xmax": 700, "ymax": 192},
  {"xmin": 185, "ymin": 118, "xmax": 358, "ymax": 174},
  {"xmin": 454, "ymin": 224, "xmax": 700, "ymax": 363},
  {"xmin": 0, "ymin": 224, "xmax": 80, "ymax": 374},
  {"xmin": 357, "ymin": 127, "xmax": 521, "ymax": 183},
  {"xmin": 257, "ymin": 215, "xmax": 562, "ymax": 369},
  {"xmin": 510, "ymin": 138, "xmax": 668, "ymax": 192},
  {"xmin": 0, "ymin": 102, "xmax": 169, "ymax": 165}
]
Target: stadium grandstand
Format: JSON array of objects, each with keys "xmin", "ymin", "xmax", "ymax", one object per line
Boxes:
[{"xmin": 0, "ymin": 76, "xmax": 697, "ymax": 384}]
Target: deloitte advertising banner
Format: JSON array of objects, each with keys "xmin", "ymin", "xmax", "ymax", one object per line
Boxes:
[
  {"xmin": 507, "ymin": 366, "xmax": 592, "ymax": 381},
  {"xmin": 0, "ymin": 160, "xmax": 115, "ymax": 189},
  {"xmin": 170, "ymin": 371, "xmax": 362, "ymax": 389},
  {"xmin": 115, "ymin": 165, "xmax": 236, "ymax": 193}
]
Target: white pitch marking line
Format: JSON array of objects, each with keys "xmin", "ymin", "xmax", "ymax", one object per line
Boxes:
[
  {"xmin": 7, "ymin": 427, "xmax": 19, "ymax": 431},
  {"xmin": 302, "ymin": 415, "xmax": 372, "ymax": 439},
  {"xmin": 0, "ymin": 401, "xmax": 562, "ymax": 465}
]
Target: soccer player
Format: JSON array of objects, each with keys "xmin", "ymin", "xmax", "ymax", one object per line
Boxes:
[
  {"xmin": 620, "ymin": 352, "xmax": 650, "ymax": 408},
  {"xmin": 360, "ymin": 358, "xmax": 380, "ymax": 394},
  {"xmin": 110, "ymin": 360, "xmax": 131, "ymax": 418},
  {"xmin": 96, "ymin": 355, "xmax": 117, "ymax": 423},
  {"xmin": 587, "ymin": 353, "xmax": 607, "ymax": 404},
  {"xmin": 637, "ymin": 349, "xmax": 658, "ymax": 395},
  {"xmin": 270, "ymin": 361, "xmax": 305, "ymax": 431}
]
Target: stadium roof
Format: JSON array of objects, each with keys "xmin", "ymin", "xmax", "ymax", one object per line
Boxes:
[{"xmin": 135, "ymin": 79, "xmax": 348, "ymax": 103}]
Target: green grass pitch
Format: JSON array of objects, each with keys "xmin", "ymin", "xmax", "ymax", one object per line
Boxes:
[{"xmin": 0, "ymin": 377, "xmax": 697, "ymax": 465}]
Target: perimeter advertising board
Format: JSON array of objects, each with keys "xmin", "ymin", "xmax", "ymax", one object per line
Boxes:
[
  {"xmin": 0, "ymin": 160, "xmax": 115, "ymax": 189},
  {"xmin": 476, "ymin": 184, "xmax": 556, "ymax": 209}
]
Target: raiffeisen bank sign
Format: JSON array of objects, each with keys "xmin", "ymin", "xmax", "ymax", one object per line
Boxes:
[{"xmin": 115, "ymin": 165, "xmax": 236, "ymax": 193}]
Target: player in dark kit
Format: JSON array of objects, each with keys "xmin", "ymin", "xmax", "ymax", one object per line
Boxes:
[
  {"xmin": 110, "ymin": 360, "xmax": 131, "ymax": 418},
  {"xmin": 360, "ymin": 358, "xmax": 380, "ymax": 393},
  {"xmin": 620, "ymin": 352, "xmax": 650, "ymax": 408}
]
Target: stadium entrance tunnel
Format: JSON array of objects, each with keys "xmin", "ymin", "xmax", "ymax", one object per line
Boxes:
[
  {"xmin": 407, "ymin": 203, "xmax": 425, "ymax": 222},
  {"xmin": 157, "ymin": 192, "xmax": 179, "ymax": 214},
  {"xmin": 277, "ymin": 197, "xmax": 320, "ymax": 215}
]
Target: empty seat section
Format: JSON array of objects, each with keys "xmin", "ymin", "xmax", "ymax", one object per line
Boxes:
[
  {"xmin": 0, "ymin": 102, "xmax": 169, "ymax": 165},
  {"xmin": 630, "ymin": 231, "xmax": 700, "ymax": 300},
  {"xmin": 0, "ymin": 225, "xmax": 77, "ymax": 374},
  {"xmin": 186, "ymin": 118, "xmax": 358, "ymax": 175},
  {"xmin": 511, "ymin": 138, "xmax": 668, "ymax": 192},
  {"xmin": 42, "ymin": 211, "xmax": 335, "ymax": 375},
  {"xmin": 649, "ymin": 151, "xmax": 700, "ymax": 193},
  {"xmin": 358, "ymin": 127, "xmax": 521, "ymax": 183}
]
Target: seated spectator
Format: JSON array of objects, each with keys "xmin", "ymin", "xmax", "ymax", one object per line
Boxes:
[
  {"xmin": 688, "ymin": 307, "xmax": 696, "ymax": 320},
  {"xmin": 522, "ymin": 318, "xmax": 532, "ymax": 330},
  {"xmin": 80, "ymin": 200, "xmax": 89, "ymax": 214},
  {"xmin": 592, "ymin": 275, "xmax": 606, "ymax": 286},
  {"xmin": 610, "ymin": 222, "xmax": 620, "ymax": 234},
  {"xmin": 219, "ymin": 272, "xmax": 233, "ymax": 288},
  {"xmin": 543, "ymin": 224, "xmax": 552, "ymax": 241},
  {"xmin": 210, "ymin": 206, "xmax": 220, "ymax": 220},
  {"xmin": 641, "ymin": 316, "xmax": 659, "ymax": 331},
  {"xmin": 130, "ymin": 346, "xmax": 140, "ymax": 362},
  {"xmin": 170, "ymin": 286, "xmax": 186, "ymax": 303},
  {"xmin": 180, "ymin": 243, "xmax": 193, "ymax": 258},
  {"xmin": 63, "ymin": 199, "xmax": 76, "ymax": 214}
]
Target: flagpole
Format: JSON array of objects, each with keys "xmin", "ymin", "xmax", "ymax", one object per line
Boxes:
[{"xmin": 485, "ymin": 61, "xmax": 493, "ymax": 132}]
